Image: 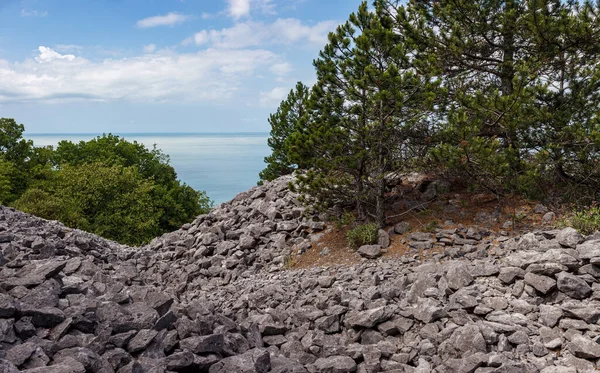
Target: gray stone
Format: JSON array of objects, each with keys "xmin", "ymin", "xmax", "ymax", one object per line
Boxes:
[
  {"xmin": 413, "ymin": 298, "xmax": 446, "ymax": 323},
  {"xmin": 543, "ymin": 212, "xmax": 555, "ymax": 222},
  {"xmin": 180, "ymin": 334, "xmax": 225, "ymax": 354},
  {"xmin": 524, "ymin": 272, "xmax": 556, "ymax": 294},
  {"xmin": 498, "ymin": 267, "xmax": 525, "ymax": 284},
  {"xmin": 438, "ymin": 324, "xmax": 487, "ymax": 360},
  {"xmin": 357, "ymin": 245, "xmax": 382, "ymax": 259},
  {"xmin": 0, "ymin": 360, "xmax": 18, "ymax": 373},
  {"xmin": 310, "ymin": 355, "xmax": 357, "ymax": 373},
  {"xmin": 446, "ymin": 262, "xmax": 474, "ymax": 290},
  {"xmin": 567, "ymin": 335, "xmax": 600, "ymax": 358},
  {"xmin": 576, "ymin": 239, "xmax": 600, "ymax": 259},
  {"xmin": 0, "ymin": 294, "xmax": 16, "ymax": 317},
  {"xmin": 394, "ymin": 222, "xmax": 411, "ymax": 235},
  {"xmin": 556, "ymin": 272, "xmax": 592, "ymax": 299},
  {"xmin": 164, "ymin": 351, "xmax": 195, "ymax": 370},
  {"xmin": 518, "ymin": 233, "xmax": 539, "ymax": 250},
  {"xmin": 539, "ymin": 304, "xmax": 563, "ymax": 327},
  {"xmin": 4, "ymin": 342, "xmax": 37, "ymax": 367},
  {"xmin": 20, "ymin": 305, "xmax": 65, "ymax": 328},
  {"xmin": 556, "ymin": 228, "xmax": 584, "ymax": 248},
  {"xmin": 208, "ymin": 349, "xmax": 271, "ymax": 373},
  {"xmin": 378, "ymin": 229, "xmax": 390, "ymax": 248},
  {"xmin": 346, "ymin": 306, "xmax": 393, "ymax": 328},
  {"xmin": 540, "ymin": 367, "xmax": 576, "ymax": 373},
  {"xmin": 127, "ymin": 329, "xmax": 158, "ymax": 353}
]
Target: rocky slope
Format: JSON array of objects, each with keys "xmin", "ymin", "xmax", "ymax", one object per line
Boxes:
[{"xmin": 1, "ymin": 175, "xmax": 600, "ymax": 372}]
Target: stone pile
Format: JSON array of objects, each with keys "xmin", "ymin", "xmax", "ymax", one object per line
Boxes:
[{"xmin": 1, "ymin": 175, "xmax": 600, "ymax": 372}]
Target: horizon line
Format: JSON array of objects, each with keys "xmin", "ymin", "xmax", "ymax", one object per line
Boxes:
[{"xmin": 25, "ymin": 131, "xmax": 270, "ymax": 135}]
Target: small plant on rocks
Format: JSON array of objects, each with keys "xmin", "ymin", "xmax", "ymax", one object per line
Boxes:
[
  {"xmin": 563, "ymin": 206, "xmax": 600, "ymax": 235},
  {"xmin": 332, "ymin": 211, "xmax": 355, "ymax": 229},
  {"xmin": 346, "ymin": 223, "xmax": 379, "ymax": 249}
]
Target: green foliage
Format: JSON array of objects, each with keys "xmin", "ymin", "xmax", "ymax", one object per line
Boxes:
[
  {"xmin": 258, "ymin": 0, "xmax": 600, "ymax": 223},
  {"xmin": 563, "ymin": 206, "xmax": 600, "ymax": 236},
  {"xmin": 394, "ymin": 0, "xmax": 600, "ymax": 196},
  {"xmin": 0, "ymin": 121, "xmax": 213, "ymax": 245},
  {"xmin": 0, "ymin": 158, "xmax": 15, "ymax": 204},
  {"xmin": 260, "ymin": 82, "xmax": 310, "ymax": 182},
  {"xmin": 287, "ymin": 2, "xmax": 440, "ymax": 225},
  {"xmin": 346, "ymin": 223, "xmax": 379, "ymax": 249},
  {"xmin": 14, "ymin": 163, "xmax": 160, "ymax": 245},
  {"xmin": 0, "ymin": 118, "xmax": 38, "ymax": 201},
  {"xmin": 53, "ymin": 134, "xmax": 212, "ymax": 232},
  {"xmin": 332, "ymin": 211, "xmax": 355, "ymax": 229}
]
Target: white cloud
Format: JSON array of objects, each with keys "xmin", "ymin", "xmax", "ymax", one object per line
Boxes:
[
  {"xmin": 136, "ymin": 12, "xmax": 191, "ymax": 28},
  {"xmin": 0, "ymin": 46, "xmax": 278, "ymax": 104},
  {"xmin": 185, "ymin": 18, "xmax": 336, "ymax": 49},
  {"xmin": 259, "ymin": 86, "xmax": 288, "ymax": 107},
  {"xmin": 227, "ymin": 0, "xmax": 250, "ymax": 19},
  {"xmin": 36, "ymin": 46, "xmax": 76, "ymax": 62},
  {"xmin": 270, "ymin": 62, "xmax": 292, "ymax": 76},
  {"xmin": 21, "ymin": 9, "xmax": 48, "ymax": 17},
  {"xmin": 143, "ymin": 44, "xmax": 157, "ymax": 53}
]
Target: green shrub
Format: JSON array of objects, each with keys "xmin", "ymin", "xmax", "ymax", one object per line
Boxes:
[
  {"xmin": 347, "ymin": 223, "xmax": 379, "ymax": 249},
  {"xmin": 564, "ymin": 207, "xmax": 600, "ymax": 235},
  {"xmin": 332, "ymin": 211, "xmax": 355, "ymax": 229}
]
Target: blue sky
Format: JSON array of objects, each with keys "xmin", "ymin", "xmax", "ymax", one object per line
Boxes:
[{"xmin": 0, "ymin": 0, "xmax": 361, "ymax": 133}]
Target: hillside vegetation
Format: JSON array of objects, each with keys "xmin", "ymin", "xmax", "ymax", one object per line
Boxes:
[
  {"xmin": 261, "ymin": 0, "xmax": 600, "ymax": 229},
  {"xmin": 0, "ymin": 118, "xmax": 212, "ymax": 245}
]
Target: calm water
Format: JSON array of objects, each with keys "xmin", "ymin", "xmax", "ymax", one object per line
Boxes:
[{"xmin": 25, "ymin": 133, "xmax": 270, "ymax": 204}]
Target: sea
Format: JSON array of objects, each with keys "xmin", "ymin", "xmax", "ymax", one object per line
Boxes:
[{"xmin": 25, "ymin": 133, "xmax": 271, "ymax": 204}]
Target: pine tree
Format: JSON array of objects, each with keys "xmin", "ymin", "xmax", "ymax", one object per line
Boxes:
[
  {"xmin": 259, "ymin": 82, "xmax": 310, "ymax": 183},
  {"xmin": 290, "ymin": 2, "xmax": 439, "ymax": 225},
  {"xmin": 392, "ymin": 0, "xmax": 600, "ymax": 197}
]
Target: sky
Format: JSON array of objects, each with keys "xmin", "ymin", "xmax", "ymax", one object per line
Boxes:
[{"xmin": 0, "ymin": 0, "xmax": 361, "ymax": 133}]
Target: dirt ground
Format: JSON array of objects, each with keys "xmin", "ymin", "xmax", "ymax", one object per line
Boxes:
[{"xmin": 289, "ymin": 182, "xmax": 561, "ymax": 270}]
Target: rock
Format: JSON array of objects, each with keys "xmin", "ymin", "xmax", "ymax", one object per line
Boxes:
[
  {"xmin": 239, "ymin": 235, "xmax": 256, "ymax": 250},
  {"xmin": 20, "ymin": 306, "xmax": 65, "ymax": 328},
  {"xmin": 5, "ymin": 176, "xmax": 600, "ymax": 373},
  {"xmin": 4, "ymin": 342, "xmax": 37, "ymax": 366},
  {"xmin": 357, "ymin": 245, "xmax": 382, "ymax": 259},
  {"xmin": 346, "ymin": 307, "xmax": 393, "ymax": 328},
  {"xmin": 413, "ymin": 298, "xmax": 446, "ymax": 323},
  {"xmin": 498, "ymin": 267, "xmax": 525, "ymax": 284},
  {"xmin": 567, "ymin": 335, "xmax": 600, "ymax": 359},
  {"xmin": 127, "ymin": 329, "xmax": 158, "ymax": 353},
  {"xmin": 539, "ymin": 305, "xmax": 562, "ymax": 327},
  {"xmin": 0, "ymin": 360, "xmax": 18, "ymax": 373},
  {"xmin": 378, "ymin": 229, "xmax": 390, "ymax": 248},
  {"xmin": 518, "ymin": 233, "xmax": 539, "ymax": 250},
  {"xmin": 309, "ymin": 355, "xmax": 357, "ymax": 373},
  {"xmin": 209, "ymin": 349, "xmax": 271, "ymax": 373},
  {"xmin": 556, "ymin": 228, "xmax": 584, "ymax": 248},
  {"xmin": 408, "ymin": 232, "xmax": 432, "ymax": 241},
  {"xmin": 180, "ymin": 334, "xmax": 225, "ymax": 354},
  {"xmin": 556, "ymin": 272, "xmax": 592, "ymax": 299},
  {"xmin": 524, "ymin": 272, "xmax": 556, "ymax": 294},
  {"xmin": 446, "ymin": 262, "xmax": 473, "ymax": 290},
  {"xmin": 394, "ymin": 222, "xmax": 411, "ymax": 235},
  {"xmin": 576, "ymin": 239, "xmax": 600, "ymax": 260},
  {"xmin": 438, "ymin": 324, "xmax": 487, "ymax": 360},
  {"xmin": 540, "ymin": 367, "xmax": 576, "ymax": 373},
  {"xmin": 0, "ymin": 294, "xmax": 16, "ymax": 317}
]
